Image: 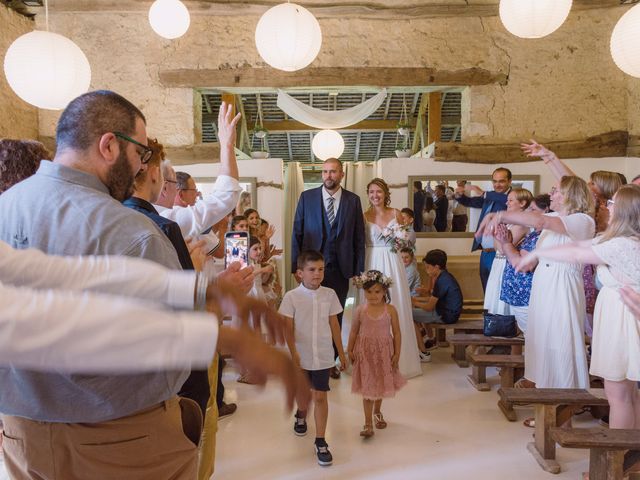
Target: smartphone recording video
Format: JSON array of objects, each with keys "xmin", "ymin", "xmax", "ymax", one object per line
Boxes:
[{"xmin": 224, "ymin": 231, "xmax": 249, "ymax": 268}]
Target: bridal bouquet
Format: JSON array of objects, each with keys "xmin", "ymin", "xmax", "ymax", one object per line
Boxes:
[{"xmin": 380, "ymin": 223, "xmax": 414, "ymax": 254}]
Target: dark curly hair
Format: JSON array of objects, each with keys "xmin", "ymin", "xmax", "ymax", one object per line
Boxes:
[{"xmin": 0, "ymin": 139, "xmax": 52, "ymax": 194}]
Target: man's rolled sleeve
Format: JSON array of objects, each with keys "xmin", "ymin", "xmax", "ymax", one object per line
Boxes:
[{"xmin": 166, "ymin": 271, "xmax": 198, "ymax": 310}]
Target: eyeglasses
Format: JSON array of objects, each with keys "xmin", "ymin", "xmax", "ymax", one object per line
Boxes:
[
  {"xmin": 113, "ymin": 132, "xmax": 153, "ymax": 164},
  {"xmin": 606, "ymin": 199, "xmax": 615, "ymax": 208},
  {"xmin": 164, "ymin": 179, "xmax": 177, "ymax": 184}
]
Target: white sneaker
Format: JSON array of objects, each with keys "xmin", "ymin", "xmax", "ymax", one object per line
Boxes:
[{"xmin": 419, "ymin": 351, "xmax": 432, "ymax": 363}]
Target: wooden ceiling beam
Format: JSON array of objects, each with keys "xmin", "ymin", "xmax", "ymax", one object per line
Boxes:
[
  {"xmin": 202, "ymin": 116, "xmax": 461, "ymax": 132},
  {"xmin": 41, "ymin": 1, "xmax": 622, "ymax": 18},
  {"xmin": 165, "ymin": 143, "xmax": 221, "ymax": 165},
  {"xmin": 160, "ymin": 67, "xmax": 508, "ymax": 89},
  {"xmin": 433, "ymin": 131, "xmax": 629, "ymax": 164}
]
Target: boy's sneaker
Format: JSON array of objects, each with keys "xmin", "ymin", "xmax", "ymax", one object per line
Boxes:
[
  {"xmin": 314, "ymin": 441, "xmax": 333, "ymax": 466},
  {"xmin": 424, "ymin": 338, "xmax": 438, "ymax": 351},
  {"xmin": 419, "ymin": 351, "xmax": 432, "ymax": 363},
  {"xmin": 293, "ymin": 416, "xmax": 307, "ymax": 436}
]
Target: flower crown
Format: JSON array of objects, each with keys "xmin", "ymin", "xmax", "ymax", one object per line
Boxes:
[{"xmin": 353, "ymin": 270, "xmax": 393, "ymax": 289}]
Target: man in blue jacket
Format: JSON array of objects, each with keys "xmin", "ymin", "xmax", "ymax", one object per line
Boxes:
[{"xmin": 455, "ymin": 168, "xmax": 512, "ymax": 291}]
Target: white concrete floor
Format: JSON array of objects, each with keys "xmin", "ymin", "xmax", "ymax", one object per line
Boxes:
[{"xmin": 214, "ymin": 345, "xmax": 597, "ymax": 480}]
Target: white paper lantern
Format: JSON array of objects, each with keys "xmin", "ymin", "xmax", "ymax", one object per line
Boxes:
[
  {"xmin": 3, "ymin": 30, "xmax": 91, "ymax": 110},
  {"xmin": 312, "ymin": 130, "xmax": 344, "ymax": 160},
  {"xmin": 499, "ymin": 0, "xmax": 572, "ymax": 39},
  {"xmin": 255, "ymin": 3, "xmax": 322, "ymax": 72},
  {"xmin": 149, "ymin": 0, "xmax": 190, "ymax": 40},
  {"xmin": 611, "ymin": 4, "xmax": 640, "ymax": 78}
]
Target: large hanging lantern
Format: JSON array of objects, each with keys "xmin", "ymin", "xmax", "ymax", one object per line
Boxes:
[
  {"xmin": 3, "ymin": 30, "xmax": 91, "ymax": 110},
  {"xmin": 255, "ymin": 3, "xmax": 322, "ymax": 72},
  {"xmin": 499, "ymin": 0, "xmax": 573, "ymax": 39},
  {"xmin": 312, "ymin": 130, "xmax": 344, "ymax": 160},
  {"xmin": 611, "ymin": 3, "xmax": 640, "ymax": 78},
  {"xmin": 149, "ymin": 0, "xmax": 191, "ymax": 39}
]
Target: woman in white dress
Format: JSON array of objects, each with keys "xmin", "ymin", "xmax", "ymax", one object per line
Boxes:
[
  {"xmin": 479, "ymin": 176, "xmax": 595, "ymax": 388},
  {"xmin": 364, "ymin": 178, "xmax": 422, "ymax": 379},
  {"xmin": 516, "ymin": 184, "xmax": 640, "ymax": 440},
  {"xmin": 483, "ymin": 188, "xmax": 532, "ymax": 315}
]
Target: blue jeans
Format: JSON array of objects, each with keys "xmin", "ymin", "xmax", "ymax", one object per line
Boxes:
[
  {"xmin": 479, "ymin": 250, "xmax": 496, "ymax": 293},
  {"xmin": 412, "ymin": 308, "xmax": 444, "ymax": 324}
]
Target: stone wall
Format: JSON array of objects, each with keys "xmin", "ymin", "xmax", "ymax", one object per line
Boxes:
[
  {"xmin": 29, "ymin": 5, "xmax": 640, "ymax": 148},
  {"xmin": 0, "ymin": 4, "xmax": 38, "ymax": 139}
]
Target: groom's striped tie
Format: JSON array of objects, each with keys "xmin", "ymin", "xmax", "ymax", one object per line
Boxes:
[{"xmin": 326, "ymin": 196, "xmax": 335, "ymax": 225}]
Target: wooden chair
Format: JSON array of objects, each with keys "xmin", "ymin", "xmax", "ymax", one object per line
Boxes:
[
  {"xmin": 449, "ymin": 333, "xmax": 524, "ymax": 368},
  {"xmin": 498, "ymin": 388, "xmax": 609, "ymax": 474},
  {"xmin": 423, "ymin": 318, "xmax": 484, "ymax": 348},
  {"xmin": 551, "ymin": 428, "xmax": 640, "ymax": 480}
]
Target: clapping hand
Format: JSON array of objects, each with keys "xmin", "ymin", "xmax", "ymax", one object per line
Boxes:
[
  {"xmin": 475, "ymin": 213, "xmax": 497, "ymax": 239},
  {"xmin": 494, "ymin": 223, "xmax": 512, "ymax": 246},
  {"xmin": 185, "ymin": 237, "xmax": 208, "ymax": 272},
  {"xmin": 515, "ymin": 251, "xmax": 538, "ymax": 273}
]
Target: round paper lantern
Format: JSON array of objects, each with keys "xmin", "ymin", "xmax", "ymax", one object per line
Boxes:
[
  {"xmin": 312, "ymin": 130, "xmax": 344, "ymax": 160},
  {"xmin": 255, "ymin": 3, "xmax": 322, "ymax": 72},
  {"xmin": 611, "ymin": 3, "xmax": 640, "ymax": 78},
  {"xmin": 499, "ymin": 0, "xmax": 572, "ymax": 39},
  {"xmin": 3, "ymin": 30, "xmax": 91, "ymax": 110},
  {"xmin": 149, "ymin": 0, "xmax": 190, "ymax": 40}
]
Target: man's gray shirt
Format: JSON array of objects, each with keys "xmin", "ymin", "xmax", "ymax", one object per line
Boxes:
[{"xmin": 0, "ymin": 161, "xmax": 188, "ymax": 422}]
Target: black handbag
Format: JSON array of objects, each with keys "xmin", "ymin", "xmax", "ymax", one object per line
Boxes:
[{"xmin": 483, "ymin": 312, "xmax": 518, "ymax": 338}]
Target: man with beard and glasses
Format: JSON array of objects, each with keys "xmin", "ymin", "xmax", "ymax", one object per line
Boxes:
[
  {"xmin": 0, "ymin": 90, "xmax": 203, "ymax": 479},
  {"xmin": 292, "ymin": 157, "xmax": 365, "ymax": 379}
]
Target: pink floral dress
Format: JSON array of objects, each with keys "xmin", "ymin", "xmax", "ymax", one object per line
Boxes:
[{"xmin": 351, "ymin": 305, "xmax": 407, "ymax": 400}]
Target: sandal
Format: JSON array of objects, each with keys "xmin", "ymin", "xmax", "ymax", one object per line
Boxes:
[
  {"xmin": 523, "ymin": 417, "xmax": 535, "ymax": 428},
  {"xmin": 360, "ymin": 424, "xmax": 374, "ymax": 438},
  {"xmin": 373, "ymin": 413, "xmax": 387, "ymax": 429}
]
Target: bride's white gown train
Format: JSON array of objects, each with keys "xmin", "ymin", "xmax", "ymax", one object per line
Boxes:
[{"xmin": 364, "ymin": 219, "xmax": 422, "ymax": 379}]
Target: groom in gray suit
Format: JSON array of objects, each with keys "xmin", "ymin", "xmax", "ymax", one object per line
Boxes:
[{"xmin": 292, "ymin": 158, "xmax": 366, "ymax": 378}]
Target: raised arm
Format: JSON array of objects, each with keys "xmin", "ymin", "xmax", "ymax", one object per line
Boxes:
[
  {"xmin": 521, "ymin": 139, "xmax": 576, "ymax": 181},
  {"xmin": 516, "ymin": 240, "xmax": 602, "ymax": 273},
  {"xmin": 0, "ymin": 240, "xmax": 196, "ymax": 309},
  {"xmin": 217, "ymin": 101, "xmax": 241, "ymax": 180}
]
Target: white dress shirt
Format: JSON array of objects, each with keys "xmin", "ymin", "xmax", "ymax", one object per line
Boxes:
[
  {"xmin": 155, "ymin": 175, "xmax": 241, "ymax": 238},
  {"xmin": 279, "ymin": 284, "xmax": 342, "ymax": 370},
  {"xmin": 322, "ymin": 186, "xmax": 342, "ymax": 220},
  {"xmin": 0, "ymin": 241, "xmax": 218, "ymax": 372}
]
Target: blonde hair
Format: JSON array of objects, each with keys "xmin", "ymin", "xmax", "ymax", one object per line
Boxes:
[
  {"xmin": 598, "ymin": 184, "xmax": 640, "ymax": 243},
  {"xmin": 590, "ymin": 170, "xmax": 624, "ymax": 201},
  {"xmin": 510, "ymin": 188, "xmax": 533, "ymax": 210},
  {"xmin": 559, "ymin": 176, "xmax": 594, "ymax": 216},
  {"xmin": 367, "ymin": 178, "xmax": 391, "ymax": 207}
]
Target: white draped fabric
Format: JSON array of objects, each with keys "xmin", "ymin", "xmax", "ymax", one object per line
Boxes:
[
  {"xmin": 277, "ymin": 89, "xmax": 387, "ymax": 129},
  {"xmin": 284, "ymin": 162, "xmax": 304, "ymax": 291},
  {"xmin": 343, "ymin": 161, "xmax": 375, "ymax": 212}
]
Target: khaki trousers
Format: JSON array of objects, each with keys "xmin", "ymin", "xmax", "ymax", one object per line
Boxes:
[
  {"xmin": 1, "ymin": 396, "xmax": 202, "ymax": 480},
  {"xmin": 197, "ymin": 355, "xmax": 219, "ymax": 480}
]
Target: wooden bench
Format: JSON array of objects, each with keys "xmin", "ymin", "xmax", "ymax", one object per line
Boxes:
[
  {"xmin": 449, "ymin": 333, "xmax": 524, "ymax": 368},
  {"xmin": 424, "ymin": 318, "xmax": 484, "ymax": 348},
  {"xmin": 498, "ymin": 388, "xmax": 609, "ymax": 474},
  {"xmin": 551, "ymin": 428, "xmax": 640, "ymax": 480},
  {"xmin": 466, "ymin": 353, "xmax": 524, "ymax": 399}
]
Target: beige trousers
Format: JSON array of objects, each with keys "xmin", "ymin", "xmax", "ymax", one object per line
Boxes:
[
  {"xmin": 197, "ymin": 355, "xmax": 219, "ymax": 480},
  {"xmin": 1, "ymin": 396, "xmax": 202, "ymax": 480}
]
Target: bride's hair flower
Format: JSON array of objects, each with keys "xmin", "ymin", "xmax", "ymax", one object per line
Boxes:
[{"xmin": 353, "ymin": 270, "xmax": 393, "ymax": 289}]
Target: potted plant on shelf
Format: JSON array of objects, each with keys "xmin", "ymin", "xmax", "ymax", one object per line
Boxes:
[{"xmin": 395, "ymin": 131, "xmax": 411, "ymax": 158}]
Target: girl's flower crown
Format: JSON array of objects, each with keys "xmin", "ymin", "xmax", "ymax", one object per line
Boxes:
[{"xmin": 353, "ymin": 270, "xmax": 393, "ymax": 289}]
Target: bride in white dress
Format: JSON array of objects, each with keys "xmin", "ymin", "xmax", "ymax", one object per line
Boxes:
[{"xmin": 363, "ymin": 178, "xmax": 422, "ymax": 379}]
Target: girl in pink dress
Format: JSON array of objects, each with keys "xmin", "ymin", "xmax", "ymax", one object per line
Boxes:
[{"xmin": 348, "ymin": 270, "xmax": 407, "ymax": 438}]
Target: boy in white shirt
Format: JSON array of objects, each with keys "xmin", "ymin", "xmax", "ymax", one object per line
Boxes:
[{"xmin": 279, "ymin": 250, "xmax": 347, "ymax": 467}]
